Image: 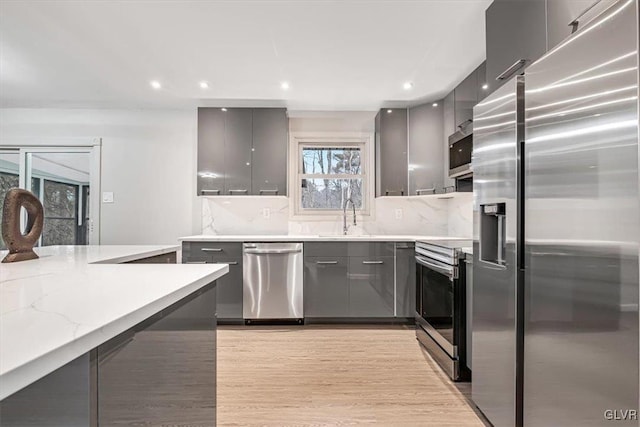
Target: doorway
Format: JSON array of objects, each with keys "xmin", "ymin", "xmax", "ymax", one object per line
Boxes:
[{"xmin": 0, "ymin": 144, "xmax": 101, "ymax": 249}]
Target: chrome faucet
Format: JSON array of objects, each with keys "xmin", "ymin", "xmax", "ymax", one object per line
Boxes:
[{"xmin": 343, "ymin": 198, "xmax": 357, "ymax": 235}]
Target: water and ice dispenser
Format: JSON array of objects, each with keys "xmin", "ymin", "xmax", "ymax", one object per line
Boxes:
[{"xmin": 480, "ymin": 203, "xmax": 507, "ymax": 266}]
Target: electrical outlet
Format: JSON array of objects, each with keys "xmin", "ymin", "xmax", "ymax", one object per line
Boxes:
[
  {"xmin": 395, "ymin": 208, "xmax": 403, "ymax": 220},
  {"xmin": 262, "ymin": 208, "xmax": 271, "ymax": 219}
]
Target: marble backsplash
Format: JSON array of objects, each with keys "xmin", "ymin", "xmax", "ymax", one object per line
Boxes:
[{"xmin": 202, "ymin": 194, "xmax": 473, "ymax": 238}]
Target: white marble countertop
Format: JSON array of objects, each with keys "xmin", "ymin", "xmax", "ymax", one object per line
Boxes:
[
  {"xmin": 179, "ymin": 234, "xmax": 471, "ymax": 242},
  {"xmin": 0, "ymin": 245, "xmax": 228, "ymax": 401}
]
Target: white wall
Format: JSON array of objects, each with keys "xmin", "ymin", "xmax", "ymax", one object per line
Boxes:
[{"xmin": 0, "ymin": 108, "xmax": 200, "ymax": 245}]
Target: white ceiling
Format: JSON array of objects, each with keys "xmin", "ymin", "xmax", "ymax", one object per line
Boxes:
[{"xmin": 0, "ymin": 0, "xmax": 492, "ymax": 110}]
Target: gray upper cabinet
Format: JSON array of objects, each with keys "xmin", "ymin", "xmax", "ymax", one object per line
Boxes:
[
  {"xmin": 408, "ymin": 103, "xmax": 444, "ymax": 195},
  {"xmin": 223, "ymin": 108, "xmax": 253, "ymax": 195},
  {"xmin": 197, "ymin": 107, "xmax": 288, "ymax": 196},
  {"xmin": 476, "ymin": 61, "xmax": 488, "ymax": 103},
  {"xmin": 546, "ymin": 0, "xmax": 617, "ymax": 50},
  {"xmin": 197, "ymin": 108, "xmax": 226, "ymax": 195},
  {"xmin": 443, "ymin": 90, "xmax": 456, "ymax": 189},
  {"xmin": 376, "ymin": 108, "xmax": 408, "ymax": 197},
  {"xmin": 485, "ymin": 0, "xmax": 547, "ymax": 92},
  {"xmin": 251, "ymin": 108, "xmax": 288, "ymax": 196},
  {"xmin": 454, "ymin": 68, "xmax": 477, "ymax": 131}
]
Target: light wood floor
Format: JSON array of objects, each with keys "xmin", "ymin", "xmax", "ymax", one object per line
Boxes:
[{"xmin": 217, "ymin": 325, "xmax": 488, "ymax": 427}]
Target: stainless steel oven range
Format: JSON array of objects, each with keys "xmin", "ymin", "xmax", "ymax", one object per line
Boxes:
[{"xmin": 415, "ymin": 239, "xmax": 471, "ymax": 381}]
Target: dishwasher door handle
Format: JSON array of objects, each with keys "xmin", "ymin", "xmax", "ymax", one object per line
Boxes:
[{"xmin": 245, "ymin": 249, "xmax": 303, "ymax": 255}]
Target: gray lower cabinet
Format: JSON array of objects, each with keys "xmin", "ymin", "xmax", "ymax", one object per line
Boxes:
[
  {"xmin": 348, "ymin": 256, "xmax": 394, "ymax": 317},
  {"xmin": 183, "ymin": 242, "xmax": 243, "ymax": 321},
  {"xmin": 211, "ymin": 259, "xmax": 243, "ymax": 320},
  {"xmin": 395, "ymin": 243, "xmax": 416, "ymax": 318},
  {"xmin": 304, "ymin": 257, "xmax": 349, "ymax": 317},
  {"xmin": 465, "ymin": 256, "xmax": 473, "ymax": 370}
]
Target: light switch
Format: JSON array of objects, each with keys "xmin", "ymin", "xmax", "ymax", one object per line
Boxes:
[
  {"xmin": 102, "ymin": 192, "xmax": 114, "ymax": 203},
  {"xmin": 262, "ymin": 208, "xmax": 271, "ymax": 219},
  {"xmin": 395, "ymin": 208, "xmax": 403, "ymax": 220}
]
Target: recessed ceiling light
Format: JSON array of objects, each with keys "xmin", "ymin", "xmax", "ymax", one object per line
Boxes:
[
  {"xmin": 150, "ymin": 80, "xmax": 161, "ymax": 90},
  {"xmin": 482, "ymin": 83, "xmax": 489, "ymax": 90},
  {"xmin": 281, "ymin": 81, "xmax": 290, "ymax": 90},
  {"xmin": 387, "ymin": 109, "xmax": 393, "ymax": 113},
  {"xmin": 403, "ymin": 81, "xmax": 414, "ymax": 90},
  {"xmin": 432, "ymin": 103, "xmax": 438, "ymax": 107},
  {"xmin": 221, "ymin": 107, "xmax": 227, "ymax": 112},
  {"xmin": 199, "ymin": 81, "xmax": 209, "ymax": 89}
]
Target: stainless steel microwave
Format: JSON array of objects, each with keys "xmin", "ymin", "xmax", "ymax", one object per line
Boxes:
[{"xmin": 448, "ymin": 130, "xmax": 473, "ymax": 179}]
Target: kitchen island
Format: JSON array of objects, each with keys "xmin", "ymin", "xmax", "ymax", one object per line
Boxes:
[{"xmin": 0, "ymin": 245, "xmax": 228, "ymax": 426}]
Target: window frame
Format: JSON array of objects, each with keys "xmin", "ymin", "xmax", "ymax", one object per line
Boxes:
[{"xmin": 289, "ymin": 132, "xmax": 374, "ymax": 219}]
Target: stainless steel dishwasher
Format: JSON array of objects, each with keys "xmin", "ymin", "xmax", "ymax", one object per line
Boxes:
[{"xmin": 242, "ymin": 242, "xmax": 303, "ymax": 323}]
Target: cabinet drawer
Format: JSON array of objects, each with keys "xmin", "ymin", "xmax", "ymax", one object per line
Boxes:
[
  {"xmin": 183, "ymin": 242, "xmax": 243, "ymax": 260},
  {"xmin": 304, "ymin": 242, "xmax": 348, "ymax": 257},
  {"xmin": 347, "ymin": 242, "xmax": 395, "ymax": 257},
  {"xmin": 304, "ymin": 257, "xmax": 349, "ymax": 318}
]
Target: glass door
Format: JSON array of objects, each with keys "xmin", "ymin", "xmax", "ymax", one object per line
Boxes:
[
  {"xmin": 0, "ymin": 150, "xmax": 20, "ymax": 250},
  {"xmin": 24, "ymin": 150, "xmax": 95, "ymax": 246}
]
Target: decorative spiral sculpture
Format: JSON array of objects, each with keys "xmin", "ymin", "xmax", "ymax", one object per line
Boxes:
[{"xmin": 1, "ymin": 188, "xmax": 44, "ymax": 263}]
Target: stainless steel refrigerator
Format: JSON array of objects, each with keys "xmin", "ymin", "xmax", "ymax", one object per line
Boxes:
[{"xmin": 472, "ymin": 1, "xmax": 639, "ymax": 426}]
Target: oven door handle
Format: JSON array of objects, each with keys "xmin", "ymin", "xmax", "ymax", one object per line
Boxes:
[{"xmin": 416, "ymin": 256, "xmax": 455, "ymax": 279}]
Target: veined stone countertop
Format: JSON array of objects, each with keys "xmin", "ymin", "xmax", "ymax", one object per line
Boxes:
[
  {"xmin": 179, "ymin": 234, "xmax": 471, "ymax": 242},
  {"xmin": 0, "ymin": 245, "xmax": 228, "ymax": 401}
]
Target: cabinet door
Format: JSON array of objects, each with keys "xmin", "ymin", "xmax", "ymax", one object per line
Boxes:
[
  {"xmin": 408, "ymin": 102, "xmax": 444, "ymax": 195},
  {"xmin": 304, "ymin": 257, "xmax": 349, "ymax": 317},
  {"xmin": 546, "ymin": 0, "xmax": 617, "ymax": 51},
  {"xmin": 223, "ymin": 108, "xmax": 253, "ymax": 195},
  {"xmin": 348, "ymin": 256, "xmax": 394, "ymax": 317},
  {"xmin": 485, "ymin": 0, "xmax": 546, "ymax": 91},
  {"xmin": 212, "ymin": 258, "xmax": 243, "ymax": 320},
  {"xmin": 454, "ymin": 70, "xmax": 477, "ymax": 130},
  {"xmin": 476, "ymin": 61, "xmax": 488, "ymax": 103},
  {"xmin": 97, "ymin": 285, "xmax": 216, "ymax": 426},
  {"xmin": 376, "ymin": 109, "xmax": 408, "ymax": 196},
  {"xmin": 465, "ymin": 258, "xmax": 473, "ymax": 370},
  {"xmin": 197, "ymin": 108, "xmax": 226, "ymax": 196},
  {"xmin": 251, "ymin": 109, "xmax": 288, "ymax": 196},
  {"xmin": 395, "ymin": 243, "xmax": 416, "ymax": 318},
  {"xmin": 443, "ymin": 91, "xmax": 456, "ymax": 189}
]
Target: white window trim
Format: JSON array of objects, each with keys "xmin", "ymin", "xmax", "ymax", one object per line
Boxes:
[{"xmin": 289, "ymin": 132, "xmax": 375, "ymax": 220}]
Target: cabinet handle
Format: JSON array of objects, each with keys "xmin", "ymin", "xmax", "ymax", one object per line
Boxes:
[
  {"xmin": 385, "ymin": 190, "xmax": 405, "ymax": 196},
  {"xmin": 416, "ymin": 188, "xmax": 436, "ymax": 195},
  {"xmin": 457, "ymin": 119, "xmax": 473, "ymax": 130},
  {"xmin": 201, "ymin": 248, "xmax": 223, "ymax": 252},
  {"xmin": 228, "ymin": 189, "xmax": 248, "ymax": 194},
  {"xmin": 496, "ymin": 59, "xmax": 527, "ymax": 81},
  {"xmin": 186, "ymin": 261, "xmax": 207, "ymax": 264},
  {"xmin": 362, "ymin": 260, "xmax": 384, "ymax": 265},
  {"xmin": 316, "ymin": 261, "xmax": 338, "ymax": 265},
  {"xmin": 568, "ymin": 0, "xmax": 602, "ymax": 33},
  {"xmin": 214, "ymin": 261, "xmax": 238, "ymax": 265},
  {"xmin": 259, "ymin": 189, "xmax": 279, "ymax": 195},
  {"xmin": 396, "ymin": 245, "xmax": 413, "ymax": 249},
  {"xmin": 201, "ymin": 189, "xmax": 220, "ymax": 195}
]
